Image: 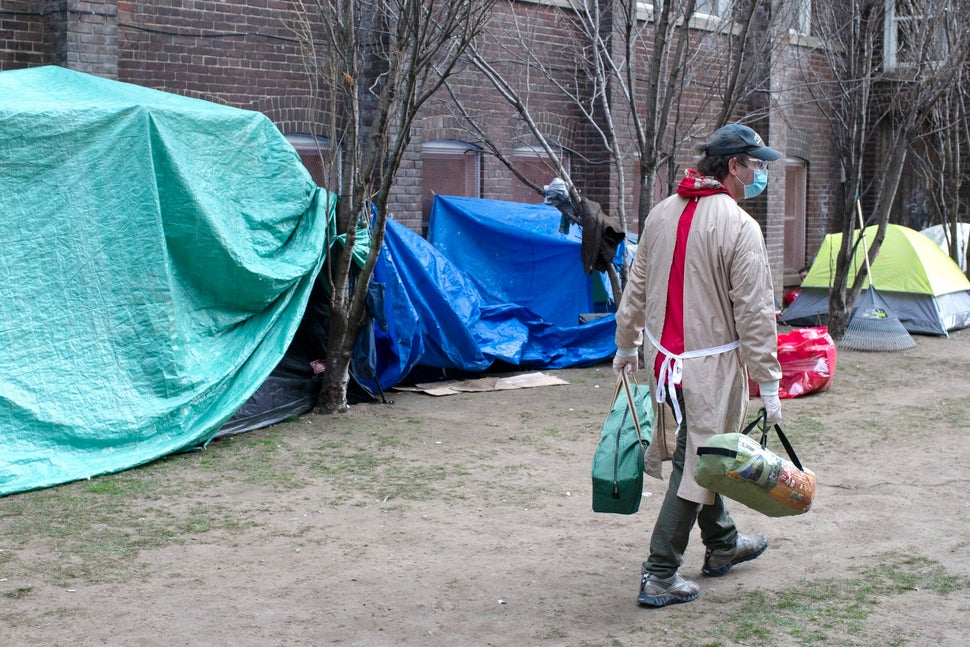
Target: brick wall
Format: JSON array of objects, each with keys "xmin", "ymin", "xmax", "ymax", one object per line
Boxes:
[
  {"xmin": 0, "ymin": 0, "xmax": 850, "ymax": 293},
  {"xmin": 763, "ymin": 27, "xmax": 843, "ymax": 292},
  {"xmin": 0, "ymin": 1, "xmax": 57, "ymax": 71},
  {"xmin": 116, "ymin": 1, "xmax": 316, "ymax": 110},
  {"xmin": 390, "ymin": 1, "xmax": 595, "ymax": 230},
  {"xmin": 0, "ymin": 2, "xmax": 118, "ymax": 75},
  {"xmin": 65, "ymin": 1, "xmax": 118, "ymax": 76}
]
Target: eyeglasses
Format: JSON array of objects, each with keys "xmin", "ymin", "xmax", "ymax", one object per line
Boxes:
[{"xmin": 738, "ymin": 157, "xmax": 769, "ymax": 172}]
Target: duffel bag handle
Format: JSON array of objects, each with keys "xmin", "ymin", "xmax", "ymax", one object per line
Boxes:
[
  {"xmin": 740, "ymin": 409, "xmax": 805, "ymax": 472},
  {"xmin": 616, "ymin": 372, "xmax": 646, "ymax": 449}
]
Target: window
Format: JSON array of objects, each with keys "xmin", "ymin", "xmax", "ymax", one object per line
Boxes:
[
  {"xmin": 640, "ymin": 0, "xmax": 732, "ymax": 20},
  {"xmin": 286, "ymin": 134, "xmax": 337, "ymax": 189},
  {"xmin": 785, "ymin": 0, "xmax": 812, "ymax": 36},
  {"xmin": 515, "ymin": 0, "xmax": 573, "ymax": 7},
  {"xmin": 511, "ymin": 146, "xmax": 570, "ymax": 204},
  {"xmin": 694, "ymin": 0, "xmax": 731, "ymax": 18},
  {"xmin": 783, "ymin": 158, "xmax": 808, "ymax": 286},
  {"xmin": 884, "ymin": 0, "xmax": 948, "ymax": 72},
  {"xmin": 422, "ymin": 140, "xmax": 481, "ymax": 233}
]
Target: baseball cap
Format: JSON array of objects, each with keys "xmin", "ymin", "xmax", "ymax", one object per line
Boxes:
[{"xmin": 704, "ymin": 124, "xmax": 782, "ymax": 161}]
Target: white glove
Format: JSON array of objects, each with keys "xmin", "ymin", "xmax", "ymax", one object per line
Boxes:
[
  {"xmin": 612, "ymin": 347, "xmax": 639, "ymax": 377},
  {"xmin": 760, "ymin": 380, "xmax": 782, "ymax": 424}
]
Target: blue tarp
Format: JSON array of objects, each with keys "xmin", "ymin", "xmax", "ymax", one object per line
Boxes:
[
  {"xmin": 352, "ymin": 196, "xmax": 617, "ymax": 395},
  {"xmin": 430, "ymin": 196, "xmax": 597, "ymax": 325},
  {"xmin": 0, "ymin": 66, "xmax": 331, "ymax": 496}
]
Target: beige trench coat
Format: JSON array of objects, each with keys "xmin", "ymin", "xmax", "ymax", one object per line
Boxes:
[{"xmin": 615, "ymin": 191, "xmax": 781, "ymax": 505}]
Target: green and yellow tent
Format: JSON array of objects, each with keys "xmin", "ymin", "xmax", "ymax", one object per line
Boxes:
[{"xmin": 780, "ymin": 224, "xmax": 970, "ymax": 335}]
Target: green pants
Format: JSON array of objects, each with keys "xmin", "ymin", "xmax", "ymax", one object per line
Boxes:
[{"xmin": 643, "ymin": 387, "xmax": 738, "ymax": 578}]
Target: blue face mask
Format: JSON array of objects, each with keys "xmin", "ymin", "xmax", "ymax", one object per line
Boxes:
[{"xmin": 744, "ymin": 169, "xmax": 768, "ymax": 199}]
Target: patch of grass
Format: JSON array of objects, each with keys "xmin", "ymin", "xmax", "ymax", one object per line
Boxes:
[
  {"xmin": 951, "ymin": 540, "xmax": 970, "ymax": 553},
  {"xmin": 377, "ymin": 464, "xmax": 458, "ymax": 501},
  {"xmin": 296, "ymin": 436, "xmax": 473, "ymax": 505},
  {"xmin": 0, "ymin": 468, "xmax": 263, "ymax": 586},
  {"xmin": 690, "ymin": 553, "xmax": 970, "ymax": 647},
  {"xmin": 7, "ymin": 404, "xmax": 481, "ymax": 591},
  {"xmin": 860, "ymin": 555, "xmax": 968, "ymax": 595},
  {"xmin": 193, "ymin": 432, "xmax": 314, "ymax": 490},
  {"xmin": 576, "ymin": 635, "xmax": 627, "ymax": 647},
  {"xmin": 4, "ymin": 586, "xmax": 32, "ymax": 599},
  {"xmin": 937, "ymin": 399, "xmax": 970, "ymax": 428},
  {"xmin": 831, "ymin": 360, "xmax": 865, "ymax": 378},
  {"xmin": 786, "ymin": 414, "xmax": 825, "ymax": 444},
  {"xmin": 722, "ymin": 581, "xmax": 874, "ymax": 645},
  {"xmin": 85, "ymin": 480, "xmax": 126, "ymax": 496},
  {"xmin": 535, "ymin": 626, "xmax": 568, "ymax": 640},
  {"xmin": 513, "ymin": 426, "xmax": 582, "ymax": 454},
  {"xmin": 0, "ymin": 400, "xmax": 578, "ymax": 586}
]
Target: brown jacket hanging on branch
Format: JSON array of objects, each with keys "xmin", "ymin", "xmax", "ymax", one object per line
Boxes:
[
  {"xmin": 576, "ymin": 196, "xmax": 625, "ymax": 275},
  {"xmin": 543, "ymin": 178, "xmax": 625, "ymax": 301}
]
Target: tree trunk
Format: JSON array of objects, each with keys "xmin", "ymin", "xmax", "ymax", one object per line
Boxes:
[
  {"xmin": 826, "ymin": 307, "xmax": 851, "ymax": 341},
  {"xmin": 638, "ymin": 167, "xmax": 657, "ymax": 233},
  {"xmin": 318, "ymin": 350, "xmax": 353, "ymax": 413},
  {"xmin": 606, "ymin": 264, "xmax": 622, "ymax": 305},
  {"xmin": 316, "ymin": 291, "xmax": 356, "ymax": 413},
  {"xmin": 297, "ymin": 0, "xmax": 495, "ymax": 413}
]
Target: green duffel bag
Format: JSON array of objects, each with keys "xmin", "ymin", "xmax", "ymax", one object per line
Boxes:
[
  {"xmin": 694, "ymin": 410, "xmax": 816, "ymax": 518},
  {"xmin": 592, "ymin": 373, "xmax": 654, "ymax": 514}
]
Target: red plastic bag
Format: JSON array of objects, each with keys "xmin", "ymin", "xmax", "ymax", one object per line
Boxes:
[{"xmin": 749, "ymin": 326, "xmax": 837, "ymax": 399}]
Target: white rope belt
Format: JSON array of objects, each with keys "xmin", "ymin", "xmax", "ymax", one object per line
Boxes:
[{"xmin": 643, "ymin": 326, "xmax": 740, "ymax": 425}]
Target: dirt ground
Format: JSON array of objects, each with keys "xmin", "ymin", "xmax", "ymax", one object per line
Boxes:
[{"xmin": 2, "ymin": 327, "xmax": 970, "ymax": 646}]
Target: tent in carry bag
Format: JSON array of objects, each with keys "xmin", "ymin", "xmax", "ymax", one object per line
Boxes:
[{"xmin": 780, "ymin": 224, "xmax": 970, "ymax": 336}]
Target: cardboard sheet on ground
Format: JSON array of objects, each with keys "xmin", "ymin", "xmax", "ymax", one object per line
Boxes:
[{"xmin": 397, "ymin": 372, "xmax": 569, "ymax": 396}]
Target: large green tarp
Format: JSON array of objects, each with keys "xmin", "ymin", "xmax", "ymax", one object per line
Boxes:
[{"xmin": 0, "ymin": 66, "xmax": 333, "ymax": 496}]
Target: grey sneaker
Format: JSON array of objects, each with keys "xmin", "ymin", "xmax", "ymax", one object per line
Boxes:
[
  {"xmin": 637, "ymin": 572, "xmax": 700, "ymax": 607},
  {"xmin": 702, "ymin": 532, "xmax": 768, "ymax": 577}
]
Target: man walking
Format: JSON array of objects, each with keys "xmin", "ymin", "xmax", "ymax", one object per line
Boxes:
[{"xmin": 612, "ymin": 123, "xmax": 783, "ymax": 607}]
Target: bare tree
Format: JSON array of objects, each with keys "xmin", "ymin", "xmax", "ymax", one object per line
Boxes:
[
  {"xmin": 291, "ymin": 0, "xmax": 495, "ymax": 412},
  {"xmin": 453, "ymin": 0, "xmax": 775, "ymax": 248},
  {"xmin": 804, "ymin": 0, "xmax": 970, "ymax": 338},
  {"xmin": 910, "ymin": 42, "xmax": 970, "ymax": 275},
  {"xmin": 631, "ymin": 0, "xmax": 770, "ymax": 230}
]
